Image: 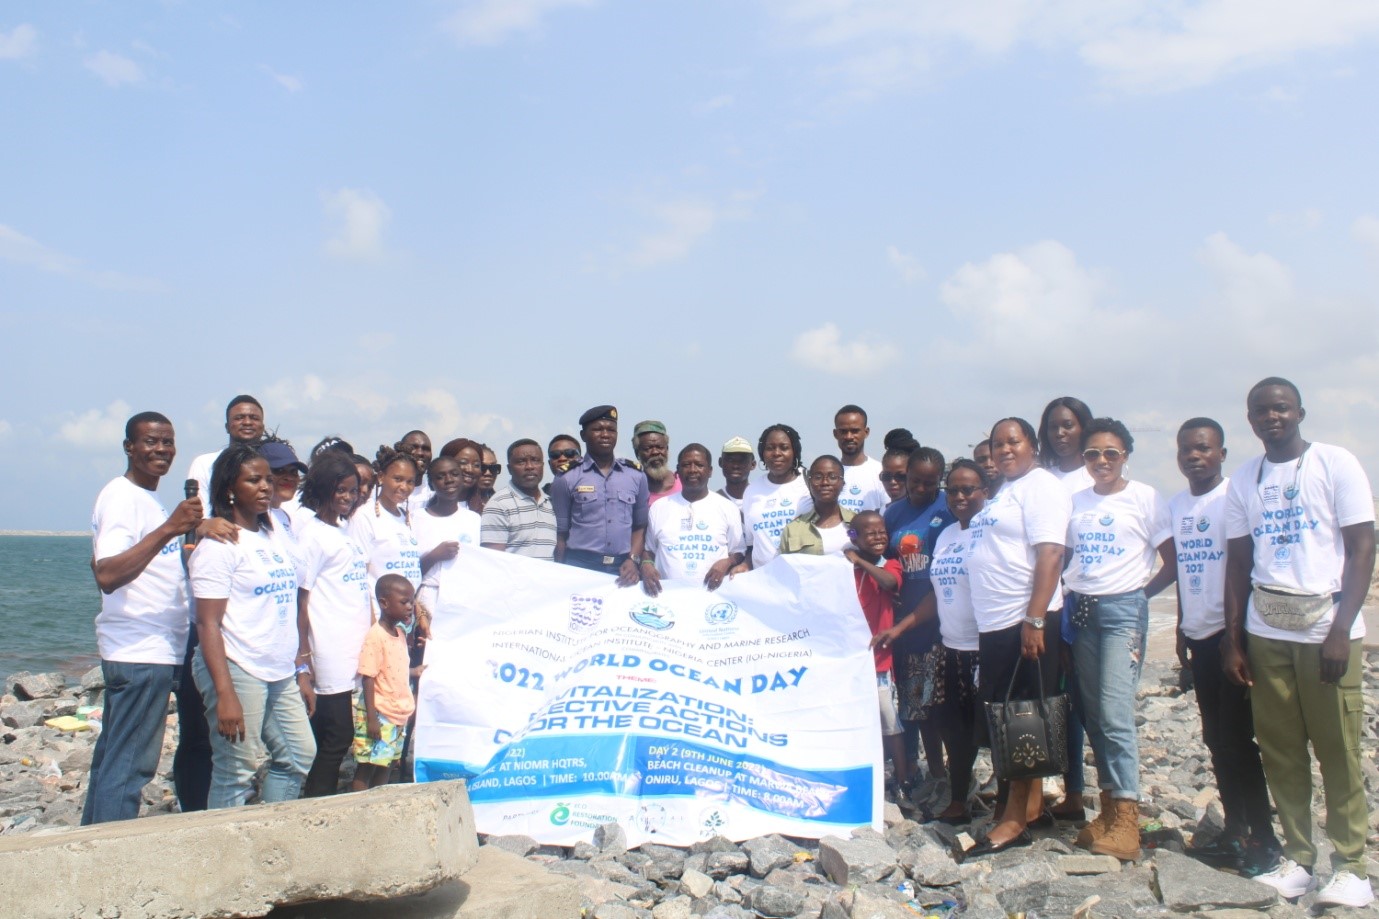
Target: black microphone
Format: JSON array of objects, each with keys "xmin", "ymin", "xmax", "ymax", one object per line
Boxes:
[{"xmin": 184, "ymin": 479, "xmax": 199, "ymax": 545}]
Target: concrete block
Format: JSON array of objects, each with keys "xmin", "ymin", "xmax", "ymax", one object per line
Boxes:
[{"xmin": 0, "ymin": 780, "xmax": 477, "ymax": 918}]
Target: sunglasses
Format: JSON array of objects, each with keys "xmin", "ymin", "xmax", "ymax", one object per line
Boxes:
[
  {"xmin": 878, "ymin": 472, "xmax": 906, "ymax": 484},
  {"xmin": 549, "ymin": 449, "xmax": 580, "ymax": 460},
  {"xmin": 944, "ymin": 485, "xmax": 982, "ymax": 497},
  {"xmin": 1082, "ymin": 448, "xmax": 1127, "ymax": 463},
  {"xmin": 481, "ymin": 463, "xmax": 503, "ymax": 476}
]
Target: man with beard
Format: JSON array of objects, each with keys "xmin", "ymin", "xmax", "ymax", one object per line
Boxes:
[
  {"xmin": 633, "ymin": 420, "xmax": 681, "ymax": 505},
  {"xmin": 834, "ymin": 404, "xmax": 888, "ymax": 514}
]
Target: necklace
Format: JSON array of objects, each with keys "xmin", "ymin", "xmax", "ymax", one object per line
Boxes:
[{"xmin": 1256, "ymin": 443, "xmax": 1309, "ymax": 502}]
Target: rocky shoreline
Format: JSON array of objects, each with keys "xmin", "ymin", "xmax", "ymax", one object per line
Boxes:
[{"xmin": 4, "ymin": 658, "xmax": 1378, "ymax": 917}]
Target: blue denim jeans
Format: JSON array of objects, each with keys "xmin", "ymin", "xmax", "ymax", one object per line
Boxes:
[
  {"xmin": 192, "ymin": 650, "xmax": 316, "ymax": 809},
  {"xmin": 1072, "ymin": 589, "xmax": 1148, "ymax": 800},
  {"xmin": 81, "ymin": 660, "xmax": 179, "ymax": 825}
]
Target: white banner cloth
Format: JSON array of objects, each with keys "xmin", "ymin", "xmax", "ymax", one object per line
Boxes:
[{"xmin": 414, "ymin": 549, "xmax": 882, "ymax": 846}]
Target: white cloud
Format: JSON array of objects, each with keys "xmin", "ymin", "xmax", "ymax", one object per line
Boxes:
[
  {"xmin": 1267, "ymin": 207, "xmax": 1322, "ymax": 233},
  {"xmin": 410, "ymin": 389, "xmax": 513, "ymax": 444},
  {"xmin": 0, "ymin": 420, "xmax": 12, "ymax": 439},
  {"xmin": 790, "ymin": 323, "xmax": 899, "ymax": 376},
  {"xmin": 0, "ymin": 23, "xmax": 37, "ymax": 60},
  {"xmin": 766, "ymin": 0, "xmax": 1379, "ymax": 95},
  {"xmin": 610, "ymin": 193, "xmax": 753, "ymax": 271},
  {"xmin": 261, "ymin": 65, "xmax": 303, "ymax": 93},
  {"xmin": 322, "ymin": 188, "xmax": 391, "ymax": 260},
  {"xmin": 58, "ymin": 400, "xmax": 132, "ymax": 450},
  {"xmin": 0, "ymin": 222, "xmax": 166, "ymax": 291},
  {"xmin": 697, "ymin": 94, "xmax": 736, "ymax": 113},
  {"xmin": 886, "ymin": 244, "xmax": 925, "ymax": 283},
  {"xmin": 443, "ymin": 0, "xmax": 596, "ymax": 46},
  {"xmin": 1353, "ymin": 215, "xmax": 1379, "ymax": 256},
  {"xmin": 84, "ymin": 50, "xmax": 144, "ymax": 87}
]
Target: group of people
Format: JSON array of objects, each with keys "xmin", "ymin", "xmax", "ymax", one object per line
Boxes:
[{"xmin": 81, "ymin": 379, "xmax": 1375, "ymax": 908}]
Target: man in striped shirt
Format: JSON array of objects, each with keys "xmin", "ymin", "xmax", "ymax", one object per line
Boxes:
[{"xmin": 480, "ymin": 438, "xmax": 557, "ymax": 560}]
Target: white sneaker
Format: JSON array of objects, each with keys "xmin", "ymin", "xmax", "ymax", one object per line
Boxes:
[
  {"xmin": 1254, "ymin": 859, "xmax": 1315, "ymax": 899},
  {"xmin": 1317, "ymin": 871, "xmax": 1376, "ymax": 908}
]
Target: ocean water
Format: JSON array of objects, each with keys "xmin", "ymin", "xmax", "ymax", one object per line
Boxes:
[{"xmin": 0, "ymin": 536, "xmax": 100, "ymax": 678}]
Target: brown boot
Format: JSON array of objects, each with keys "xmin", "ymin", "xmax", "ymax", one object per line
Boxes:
[
  {"xmin": 1091, "ymin": 798, "xmax": 1142, "ymax": 862},
  {"xmin": 1075, "ymin": 790, "xmax": 1115, "ymax": 849}
]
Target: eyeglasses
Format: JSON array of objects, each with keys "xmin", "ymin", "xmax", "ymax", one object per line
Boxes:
[
  {"xmin": 808, "ymin": 473, "xmax": 842, "ymax": 484},
  {"xmin": 1082, "ymin": 448, "xmax": 1127, "ymax": 463},
  {"xmin": 944, "ymin": 485, "xmax": 982, "ymax": 497},
  {"xmin": 879, "ymin": 472, "xmax": 906, "ymax": 484},
  {"xmin": 481, "ymin": 463, "xmax": 503, "ymax": 476},
  {"xmin": 549, "ymin": 449, "xmax": 580, "ymax": 460}
]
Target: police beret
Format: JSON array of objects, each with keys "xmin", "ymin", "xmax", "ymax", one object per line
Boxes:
[{"xmin": 579, "ymin": 405, "xmax": 618, "ymax": 427}]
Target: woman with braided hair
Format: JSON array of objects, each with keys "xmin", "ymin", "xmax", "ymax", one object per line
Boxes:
[
  {"xmin": 347, "ymin": 446, "xmax": 422, "ymax": 599},
  {"xmin": 733, "ymin": 423, "xmax": 812, "ymax": 572}
]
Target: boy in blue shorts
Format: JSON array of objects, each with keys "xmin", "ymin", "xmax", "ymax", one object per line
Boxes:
[{"xmin": 351, "ymin": 574, "xmax": 425, "ymax": 791}]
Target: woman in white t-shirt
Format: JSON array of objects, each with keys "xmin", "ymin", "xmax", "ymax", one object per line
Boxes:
[
  {"xmin": 1063, "ymin": 418, "xmax": 1175, "ymax": 861},
  {"xmin": 1039, "ymin": 396, "xmax": 1096, "ymax": 494},
  {"xmin": 734, "ymin": 424, "xmax": 814, "ymax": 571},
  {"xmin": 874, "ymin": 458, "xmax": 989, "ymax": 823},
  {"xmin": 415, "ymin": 452, "xmax": 483, "ymax": 576},
  {"xmin": 295, "ymin": 452, "xmax": 372, "ymax": 797},
  {"xmin": 190, "ymin": 444, "xmax": 316, "ymax": 808},
  {"xmin": 966, "ymin": 417, "xmax": 1071, "ymax": 855}
]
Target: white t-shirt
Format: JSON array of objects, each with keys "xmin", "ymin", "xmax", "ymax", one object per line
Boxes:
[
  {"xmin": 1225, "ymin": 443, "xmax": 1375, "ymax": 643},
  {"xmin": 186, "ymin": 450, "xmax": 220, "ymax": 510},
  {"xmin": 268, "ymin": 506, "xmax": 306, "ymax": 581},
  {"xmin": 412, "ymin": 505, "xmax": 482, "ymax": 560},
  {"xmin": 931, "ymin": 521, "xmax": 979, "ymax": 652},
  {"xmin": 817, "ymin": 520, "xmax": 853, "ymax": 557},
  {"xmin": 1169, "ymin": 479, "xmax": 1231, "ymax": 640},
  {"xmin": 348, "ymin": 503, "xmax": 422, "ymax": 591},
  {"xmin": 1064, "ymin": 480, "xmax": 1172, "ymax": 596},
  {"xmin": 840, "ymin": 457, "xmax": 887, "ymax": 515},
  {"xmin": 189, "ymin": 526, "xmax": 299, "ymax": 682},
  {"xmin": 406, "ymin": 482, "xmax": 435, "ymax": 518},
  {"xmin": 297, "ymin": 516, "xmax": 373, "ymax": 695},
  {"xmin": 716, "ymin": 487, "xmax": 746, "ymax": 511},
  {"xmin": 91, "ymin": 476, "xmax": 189, "ymax": 665},
  {"xmin": 742, "ymin": 475, "xmax": 813, "ymax": 568},
  {"xmin": 646, "ymin": 492, "xmax": 746, "ymax": 580},
  {"xmin": 1053, "ymin": 464, "xmax": 1095, "ymax": 494},
  {"xmin": 969, "ymin": 467, "xmax": 1071, "ymax": 633}
]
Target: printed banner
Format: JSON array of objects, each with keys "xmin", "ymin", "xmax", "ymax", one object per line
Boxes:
[{"xmin": 413, "ymin": 549, "xmax": 882, "ymax": 846}]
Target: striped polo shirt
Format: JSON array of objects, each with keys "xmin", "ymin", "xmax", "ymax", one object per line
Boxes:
[{"xmin": 480, "ymin": 482, "xmax": 557, "ymax": 560}]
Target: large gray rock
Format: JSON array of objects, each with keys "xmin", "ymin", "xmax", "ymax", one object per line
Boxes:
[
  {"xmin": 1153, "ymin": 849, "xmax": 1279, "ymax": 911},
  {"xmin": 745, "ymin": 883, "xmax": 806, "ymax": 918},
  {"xmin": 0, "ymin": 700, "xmax": 48, "ymax": 728},
  {"xmin": 680, "ymin": 867, "xmax": 715, "ymax": 899},
  {"xmin": 703, "ymin": 850, "xmax": 750, "ymax": 879},
  {"xmin": 483, "ymin": 834, "xmax": 540, "ymax": 857},
  {"xmin": 741, "ymin": 834, "xmax": 801, "ymax": 878},
  {"xmin": 0, "ymin": 779, "xmax": 477, "ymax": 918},
  {"xmin": 79, "ymin": 667, "xmax": 105, "ymax": 692},
  {"xmin": 846, "ymin": 887, "xmax": 920, "ymax": 919},
  {"xmin": 897, "ymin": 840, "xmax": 961, "ymax": 887},
  {"xmin": 595, "ymin": 821, "xmax": 630, "ymax": 855},
  {"xmin": 7, "ymin": 672, "xmax": 66, "ymax": 701},
  {"xmin": 818, "ymin": 834, "xmax": 897, "ymax": 886}
]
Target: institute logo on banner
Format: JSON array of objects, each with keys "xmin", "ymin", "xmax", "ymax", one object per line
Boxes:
[
  {"xmin": 629, "ymin": 601, "xmax": 675, "ymax": 631},
  {"xmin": 568, "ymin": 595, "xmax": 604, "ymax": 632}
]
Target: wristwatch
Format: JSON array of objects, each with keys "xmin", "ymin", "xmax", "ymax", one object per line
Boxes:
[
  {"xmin": 1023, "ymin": 616, "xmax": 1046, "ymax": 630},
  {"xmin": 629, "ymin": 555, "xmax": 642, "ymax": 566}
]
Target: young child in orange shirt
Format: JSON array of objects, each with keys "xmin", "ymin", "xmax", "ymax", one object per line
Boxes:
[{"xmin": 351, "ymin": 574, "xmax": 426, "ymax": 791}]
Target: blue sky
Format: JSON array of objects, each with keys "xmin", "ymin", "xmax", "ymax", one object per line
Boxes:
[{"xmin": 3, "ymin": 1, "xmax": 1379, "ymax": 530}]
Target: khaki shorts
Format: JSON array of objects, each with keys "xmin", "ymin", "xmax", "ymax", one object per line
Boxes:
[{"xmin": 877, "ymin": 671, "xmax": 902, "ymax": 737}]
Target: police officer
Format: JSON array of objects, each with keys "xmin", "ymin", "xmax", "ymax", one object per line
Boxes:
[{"xmin": 551, "ymin": 405, "xmax": 650, "ymax": 586}]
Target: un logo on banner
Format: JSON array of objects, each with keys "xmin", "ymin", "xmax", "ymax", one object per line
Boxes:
[
  {"xmin": 705, "ymin": 601, "xmax": 738, "ymax": 625},
  {"xmin": 630, "ymin": 602, "xmax": 675, "ymax": 631}
]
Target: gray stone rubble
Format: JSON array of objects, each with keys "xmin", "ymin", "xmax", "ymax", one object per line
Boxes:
[{"xmin": 5, "ymin": 657, "xmax": 1379, "ymax": 916}]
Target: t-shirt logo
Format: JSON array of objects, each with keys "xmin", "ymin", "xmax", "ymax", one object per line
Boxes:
[
  {"xmin": 1179, "ymin": 515, "xmax": 1194, "ymax": 536},
  {"xmin": 255, "ymin": 549, "xmax": 272, "ymax": 564},
  {"xmin": 780, "ymin": 498, "xmax": 792, "ymax": 507},
  {"xmin": 1196, "ymin": 517, "xmax": 1210, "ymax": 532},
  {"xmin": 1263, "ymin": 484, "xmax": 1281, "ymax": 506},
  {"xmin": 1099, "ymin": 514, "xmax": 1115, "ymax": 526},
  {"xmin": 696, "ymin": 521, "xmax": 708, "ymax": 530},
  {"xmin": 1274, "ymin": 545, "xmax": 1291, "ymax": 561},
  {"xmin": 1283, "ymin": 484, "xmax": 1299, "ymax": 500},
  {"xmin": 849, "ymin": 485, "xmax": 861, "ymax": 495}
]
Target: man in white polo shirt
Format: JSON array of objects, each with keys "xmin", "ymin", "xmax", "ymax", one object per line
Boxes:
[
  {"xmin": 83, "ymin": 411, "xmax": 205, "ymax": 824},
  {"xmin": 1222, "ymin": 377, "xmax": 1376, "ymax": 907}
]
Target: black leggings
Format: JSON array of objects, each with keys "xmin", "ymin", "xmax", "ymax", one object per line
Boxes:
[{"xmin": 303, "ymin": 691, "xmax": 354, "ymax": 797}]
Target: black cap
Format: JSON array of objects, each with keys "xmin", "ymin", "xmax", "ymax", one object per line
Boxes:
[
  {"xmin": 258, "ymin": 441, "xmax": 307, "ymax": 474},
  {"xmin": 579, "ymin": 405, "xmax": 618, "ymax": 427}
]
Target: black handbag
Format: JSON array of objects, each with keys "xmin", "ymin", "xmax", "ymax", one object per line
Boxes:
[{"xmin": 983, "ymin": 654, "xmax": 1070, "ymax": 781}]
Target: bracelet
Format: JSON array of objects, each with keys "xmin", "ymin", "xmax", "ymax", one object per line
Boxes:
[{"xmin": 640, "ymin": 558, "xmax": 655, "ymax": 567}]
